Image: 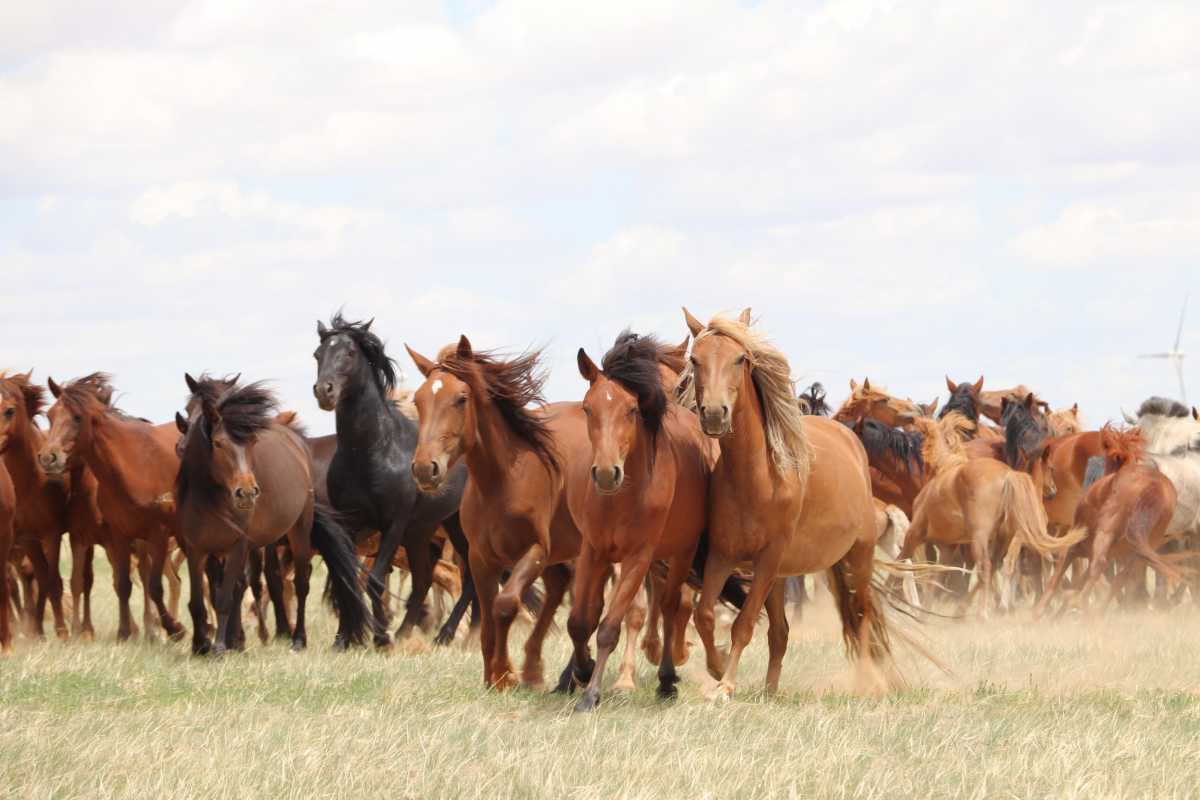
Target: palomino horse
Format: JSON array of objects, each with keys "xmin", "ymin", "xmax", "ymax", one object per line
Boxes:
[
  {"xmin": 1047, "ymin": 404, "xmax": 1083, "ymax": 437},
  {"xmin": 407, "ymin": 337, "xmax": 579, "ymax": 689},
  {"xmin": 682, "ymin": 308, "xmax": 888, "ymax": 698},
  {"xmin": 832, "ymin": 378, "xmax": 921, "ymax": 428},
  {"xmin": 899, "ymin": 413, "xmax": 1082, "ymax": 616},
  {"xmin": 0, "ymin": 415, "xmax": 15, "ymax": 651},
  {"xmin": 562, "ymin": 331, "xmax": 710, "ymax": 711},
  {"xmin": 175, "ymin": 379, "xmax": 367, "ymax": 653},
  {"xmin": 40, "ymin": 374, "xmax": 185, "ymax": 642},
  {"xmin": 1035, "ymin": 425, "xmax": 1181, "ymax": 614},
  {"xmin": 313, "ymin": 313, "xmax": 469, "ymax": 647}
]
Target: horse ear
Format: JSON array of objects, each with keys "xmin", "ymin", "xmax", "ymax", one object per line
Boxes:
[
  {"xmin": 48, "ymin": 377, "xmax": 62, "ymax": 398},
  {"xmin": 945, "ymin": 376, "xmax": 956, "ymax": 394},
  {"xmin": 97, "ymin": 385, "xmax": 114, "ymax": 406},
  {"xmin": 1122, "ymin": 408, "xmax": 1137, "ymax": 425},
  {"xmin": 175, "ymin": 412, "xmax": 188, "ymax": 435},
  {"xmin": 973, "ymin": 375, "xmax": 985, "ymax": 394},
  {"xmin": 1024, "ymin": 392, "xmax": 1036, "ymax": 411},
  {"xmin": 1072, "ymin": 403, "xmax": 1079, "ymax": 416},
  {"xmin": 456, "ymin": 335, "xmax": 473, "ymax": 359},
  {"xmin": 671, "ymin": 336, "xmax": 690, "ymax": 358},
  {"xmin": 184, "ymin": 372, "xmax": 200, "ymax": 395},
  {"xmin": 928, "ymin": 398, "xmax": 939, "ymax": 416},
  {"xmin": 317, "ymin": 320, "xmax": 329, "ymax": 337},
  {"xmin": 738, "ymin": 307, "xmax": 752, "ymax": 325},
  {"xmin": 850, "ymin": 378, "xmax": 859, "ymax": 392},
  {"xmin": 577, "ymin": 348, "xmax": 600, "ymax": 383},
  {"xmin": 682, "ymin": 307, "xmax": 704, "ymax": 337},
  {"xmin": 404, "ymin": 345, "xmax": 436, "ymax": 378},
  {"xmin": 863, "ymin": 377, "xmax": 872, "ymax": 392},
  {"xmin": 1193, "ymin": 407, "xmax": 1199, "ymax": 421},
  {"xmin": 364, "ymin": 318, "xmax": 374, "ymax": 331},
  {"xmin": 1001, "ymin": 397, "xmax": 1010, "ymax": 413}
]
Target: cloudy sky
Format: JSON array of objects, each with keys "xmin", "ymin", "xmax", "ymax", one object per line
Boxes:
[{"xmin": 3, "ymin": 0, "xmax": 1197, "ymax": 434}]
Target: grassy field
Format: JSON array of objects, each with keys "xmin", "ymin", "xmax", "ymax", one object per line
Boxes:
[{"xmin": 4, "ymin": 564, "xmax": 1200, "ymax": 800}]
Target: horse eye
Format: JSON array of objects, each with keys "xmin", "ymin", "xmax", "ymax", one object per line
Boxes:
[
  {"xmin": 689, "ymin": 356, "xmax": 699, "ymax": 367},
  {"xmin": 734, "ymin": 354, "xmax": 746, "ymax": 366},
  {"xmin": 454, "ymin": 395, "xmax": 467, "ymax": 407},
  {"xmin": 3, "ymin": 408, "xmax": 13, "ymax": 419},
  {"xmin": 627, "ymin": 407, "xmax": 637, "ymax": 417},
  {"xmin": 73, "ymin": 414, "xmax": 81, "ymax": 423}
]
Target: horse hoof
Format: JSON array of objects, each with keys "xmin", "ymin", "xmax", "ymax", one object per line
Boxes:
[
  {"xmin": 433, "ymin": 629, "xmax": 454, "ymax": 647},
  {"xmin": 290, "ymin": 639, "xmax": 307, "ymax": 653},
  {"xmin": 331, "ymin": 635, "xmax": 348, "ymax": 652},
  {"xmin": 79, "ymin": 629, "xmax": 95, "ymax": 643},
  {"xmin": 574, "ymin": 689, "xmax": 601, "ymax": 713},
  {"xmin": 168, "ymin": 627, "xmax": 187, "ymax": 643},
  {"xmin": 613, "ymin": 677, "xmax": 636, "ymax": 693},
  {"xmin": 192, "ymin": 640, "xmax": 212, "ymax": 657},
  {"xmin": 705, "ymin": 683, "xmax": 733, "ymax": 703},
  {"xmin": 656, "ymin": 682, "xmax": 679, "ymax": 700}
]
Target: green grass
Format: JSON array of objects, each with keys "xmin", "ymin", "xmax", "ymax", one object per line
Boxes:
[{"xmin": 4, "ymin": 561, "xmax": 1200, "ymax": 799}]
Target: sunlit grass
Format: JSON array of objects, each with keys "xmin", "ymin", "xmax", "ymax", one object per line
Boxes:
[{"xmin": 3, "ymin": 559, "xmax": 1200, "ymax": 799}]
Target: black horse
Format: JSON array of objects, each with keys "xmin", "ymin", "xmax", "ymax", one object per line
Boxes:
[{"xmin": 313, "ymin": 313, "xmax": 473, "ymax": 647}]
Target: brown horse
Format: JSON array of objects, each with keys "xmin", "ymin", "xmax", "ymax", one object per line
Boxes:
[
  {"xmin": 899, "ymin": 413, "xmax": 1082, "ymax": 616},
  {"xmin": 1035, "ymin": 425, "xmax": 1180, "ymax": 614},
  {"xmin": 561, "ymin": 331, "xmax": 709, "ymax": 711},
  {"xmin": 832, "ymin": 378, "xmax": 921, "ymax": 428},
  {"xmin": 0, "ymin": 413, "xmax": 16, "ymax": 651},
  {"xmin": 0, "ymin": 371, "xmax": 108, "ymax": 640},
  {"xmin": 175, "ymin": 379, "xmax": 367, "ymax": 653},
  {"xmin": 682, "ymin": 308, "xmax": 889, "ymax": 698},
  {"xmin": 39, "ymin": 373, "xmax": 185, "ymax": 642},
  {"xmin": 407, "ymin": 338, "xmax": 579, "ymax": 690}
]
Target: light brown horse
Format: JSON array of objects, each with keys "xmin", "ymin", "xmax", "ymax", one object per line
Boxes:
[
  {"xmin": 1043, "ymin": 431, "xmax": 1105, "ymax": 535},
  {"xmin": 0, "ymin": 371, "xmax": 106, "ymax": 640},
  {"xmin": 833, "ymin": 378, "xmax": 921, "ymax": 428},
  {"xmin": 899, "ymin": 413, "xmax": 1082, "ymax": 616},
  {"xmin": 0, "ymin": 417, "xmax": 15, "ymax": 651},
  {"xmin": 562, "ymin": 331, "xmax": 710, "ymax": 711},
  {"xmin": 1035, "ymin": 425, "xmax": 1180, "ymax": 614},
  {"xmin": 682, "ymin": 308, "xmax": 889, "ymax": 698},
  {"xmin": 175, "ymin": 379, "xmax": 368, "ymax": 653},
  {"xmin": 39, "ymin": 373, "xmax": 185, "ymax": 642},
  {"xmin": 407, "ymin": 338, "xmax": 580, "ymax": 690}
]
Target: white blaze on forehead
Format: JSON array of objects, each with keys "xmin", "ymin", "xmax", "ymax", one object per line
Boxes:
[
  {"xmin": 431, "ymin": 379, "xmax": 443, "ymax": 395},
  {"xmin": 605, "ymin": 391, "xmax": 612, "ymax": 401}
]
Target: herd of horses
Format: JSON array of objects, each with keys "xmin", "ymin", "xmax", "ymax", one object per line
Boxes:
[{"xmin": 2, "ymin": 308, "xmax": 1199, "ymax": 710}]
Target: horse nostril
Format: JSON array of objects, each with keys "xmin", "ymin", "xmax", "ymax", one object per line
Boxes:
[
  {"xmin": 721, "ymin": 405, "xmax": 729, "ymax": 417},
  {"xmin": 429, "ymin": 461, "xmax": 440, "ymax": 479},
  {"xmin": 251, "ymin": 486, "xmax": 261, "ymax": 498},
  {"xmin": 613, "ymin": 465, "xmax": 623, "ymax": 484},
  {"xmin": 591, "ymin": 465, "xmax": 599, "ymax": 482},
  {"xmin": 324, "ymin": 382, "xmax": 333, "ymax": 394}
]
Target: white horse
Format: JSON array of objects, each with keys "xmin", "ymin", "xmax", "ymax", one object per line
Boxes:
[{"xmin": 1124, "ymin": 398, "xmax": 1200, "ymax": 540}]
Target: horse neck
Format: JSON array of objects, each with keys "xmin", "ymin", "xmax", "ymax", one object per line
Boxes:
[
  {"xmin": 86, "ymin": 414, "xmax": 173, "ymax": 508},
  {"xmin": 718, "ymin": 370, "xmax": 778, "ymax": 493},
  {"xmin": 335, "ymin": 369, "xmax": 409, "ymax": 452},
  {"xmin": 463, "ymin": 391, "xmax": 532, "ymax": 489},
  {"xmin": 2, "ymin": 417, "xmax": 51, "ymax": 498}
]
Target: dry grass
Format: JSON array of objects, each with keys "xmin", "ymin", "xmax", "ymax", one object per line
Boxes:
[{"xmin": 4, "ymin": 564, "xmax": 1200, "ymax": 799}]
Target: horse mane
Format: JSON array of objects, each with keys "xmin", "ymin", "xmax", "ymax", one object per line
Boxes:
[
  {"xmin": 858, "ymin": 418, "xmax": 924, "ymax": 478},
  {"xmin": 939, "ymin": 384, "xmax": 979, "ymax": 422},
  {"xmin": 0, "ymin": 370, "xmax": 46, "ymax": 418},
  {"xmin": 388, "ymin": 387, "xmax": 418, "ymax": 421},
  {"xmin": 1001, "ymin": 399, "xmax": 1049, "ymax": 469},
  {"xmin": 435, "ymin": 345, "xmax": 559, "ymax": 473},
  {"xmin": 186, "ymin": 373, "xmax": 239, "ymax": 410},
  {"xmin": 55, "ymin": 373, "xmax": 131, "ymax": 419},
  {"xmin": 273, "ymin": 410, "xmax": 308, "ymax": 438},
  {"xmin": 600, "ymin": 330, "xmax": 670, "ymax": 454},
  {"xmin": 207, "ymin": 382, "xmax": 279, "ymax": 444},
  {"xmin": 1100, "ymin": 423, "xmax": 1146, "ymax": 472},
  {"xmin": 1137, "ymin": 396, "xmax": 1190, "ymax": 419},
  {"xmin": 679, "ymin": 314, "xmax": 812, "ymax": 476},
  {"xmin": 911, "ymin": 412, "xmax": 970, "ymax": 474},
  {"xmin": 321, "ymin": 312, "xmax": 398, "ymax": 395},
  {"xmin": 797, "ymin": 382, "xmax": 830, "ymax": 417}
]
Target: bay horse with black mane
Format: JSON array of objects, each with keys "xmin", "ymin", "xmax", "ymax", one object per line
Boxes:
[
  {"xmin": 682, "ymin": 308, "xmax": 898, "ymax": 698},
  {"xmin": 39, "ymin": 373, "xmax": 185, "ymax": 642},
  {"xmin": 175, "ymin": 378, "xmax": 368, "ymax": 653},
  {"xmin": 562, "ymin": 330, "xmax": 710, "ymax": 711},
  {"xmin": 406, "ymin": 337, "xmax": 579, "ymax": 690},
  {"xmin": 314, "ymin": 313, "xmax": 470, "ymax": 647}
]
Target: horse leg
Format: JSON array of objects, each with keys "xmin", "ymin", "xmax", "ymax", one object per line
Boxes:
[
  {"xmin": 38, "ymin": 535, "xmax": 69, "ymax": 641},
  {"xmin": 710, "ymin": 541, "xmax": 785, "ymax": 702},
  {"xmin": 435, "ymin": 515, "xmax": 475, "ymax": 646},
  {"xmin": 1033, "ymin": 547, "xmax": 1073, "ymax": 619},
  {"xmin": 212, "ymin": 541, "xmax": 246, "ymax": 656},
  {"xmin": 396, "ymin": 524, "xmax": 438, "ymax": 643},
  {"xmin": 672, "ymin": 583, "xmax": 695, "ymax": 666},
  {"xmin": 184, "ymin": 545, "xmax": 212, "ymax": 655},
  {"xmin": 364, "ymin": 521, "xmax": 407, "ymax": 648},
  {"xmin": 263, "ymin": 545, "xmax": 292, "ymax": 640},
  {"xmin": 693, "ymin": 548, "xmax": 736, "ymax": 682},
  {"xmin": 24, "ymin": 540, "xmax": 53, "ymax": 638},
  {"xmin": 613, "ymin": 570, "xmax": 647, "ymax": 692},
  {"xmin": 641, "ymin": 572, "xmax": 663, "ymax": 666},
  {"xmin": 144, "ymin": 536, "xmax": 185, "ymax": 642},
  {"xmin": 967, "ymin": 522, "xmax": 993, "ymax": 620},
  {"xmin": 520, "ymin": 562, "xmax": 568, "ymax": 689},
  {"xmin": 557, "ymin": 544, "xmax": 606, "ymax": 694},
  {"xmin": 759, "ymin": 579, "xmax": 790, "ymax": 695},
  {"xmin": 575, "ymin": 548, "xmax": 654, "ymax": 713},
  {"xmin": 111, "ymin": 538, "xmax": 134, "ymax": 642},
  {"xmin": 247, "ymin": 547, "xmax": 268, "ymax": 645},
  {"xmin": 830, "ymin": 539, "xmax": 893, "ymax": 693},
  {"xmin": 69, "ymin": 532, "xmax": 95, "ymax": 640},
  {"xmin": 469, "ymin": 551, "xmax": 501, "ymax": 688},
  {"xmin": 227, "ymin": 560, "xmax": 248, "ymax": 652},
  {"xmin": 999, "ymin": 536, "xmax": 1023, "ymax": 614},
  {"xmin": 166, "ymin": 544, "xmax": 184, "ymax": 621},
  {"xmin": 0, "ymin": 534, "xmax": 11, "ymax": 653},
  {"xmin": 491, "ymin": 544, "xmax": 547, "ymax": 691},
  {"xmin": 291, "ymin": 549, "xmax": 312, "ymax": 652},
  {"xmin": 1073, "ymin": 529, "xmax": 1115, "ymax": 614},
  {"xmin": 655, "ymin": 554, "xmax": 694, "ymax": 700}
]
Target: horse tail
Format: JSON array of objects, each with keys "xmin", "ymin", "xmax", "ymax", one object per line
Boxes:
[
  {"xmin": 1001, "ymin": 471, "xmax": 1085, "ymax": 556},
  {"xmin": 879, "ymin": 504, "xmax": 909, "ymax": 557},
  {"xmin": 310, "ymin": 503, "xmax": 369, "ymax": 647}
]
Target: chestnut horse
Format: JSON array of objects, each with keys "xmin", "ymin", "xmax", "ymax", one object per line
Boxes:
[
  {"xmin": 682, "ymin": 308, "xmax": 890, "ymax": 698},
  {"xmin": 0, "ymin": 416, "xmax": 15, "ymax": 651},
  {"xmin": 832, "ymin": 378, "xmax": 921, "ymax": 428},
  {"xmin": 407, "ymin": 337, "xmax": 579, "ymax": 690},
  {"xmin": 40, "ymin": 374, "xmax": 185, "ymax": 642},
  {"xmin": 899, "ymin": 413, "xmax": 1082, "ymax": 615},
  {"xmin": 1035, "ymin": 426, "xmax": 1180, "ymax": 614},
  {"xmin": 175, "ymin": 379, "xmax": 368, "ymax": 653},
  {"xmin": 560, "ymin": 331, "xmax": 709, "ymax": 711}
]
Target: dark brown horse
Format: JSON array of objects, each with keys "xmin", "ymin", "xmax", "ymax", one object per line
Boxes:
[
  {"xmin": 175, "ymin": 379, "xmax": 368, "ymax": 653},
  {"xmin": 564, "ymin": 331, "xmax": 710, "ymax": 711},
  {"xmin": 407, "ymin": 338, "xmax": 580, "ymax": 689},
  {"xmin": 40, "ymin": 374, "xmax": 185, "ymax": 642}
]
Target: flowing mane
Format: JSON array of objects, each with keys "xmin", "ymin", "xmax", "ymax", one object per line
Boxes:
[
  {"xmin": 1001, "ymin": 397, "xmax": 1049, "ymax": 470},
  {"xmin": 435, "ymin": 345, "xmax": 559, "ymax": 473},
  {"xmin": 1135, "ymin": 395, "xmax": 1200, "ymax": 456},
  {"xmin": 54, "ymin": 372, "xmax": 144, "ymax": 421},
  {"xmin": 0, "ymin": 370, "xmax": 46, "ymax": 418},
  {"xmin": 679, "ymin": 314, "xmax": 812, "ymax": 476},
  {"xmin": 600, "ymin": 330, "xmax": 670, "ymax": 452},
  {"xmin": 1138, "ymin": 397, "xmax": 1190, "ymax": 419},
  {"xmin": 940, "ymin": 384, "xmax": 980, "ymax": 422},
  {"xmin": 911, "ymin": 412, "xmax": 971, "ymax": 474},
  {"xmin": 1100, "ymin": 424, "xmax": 1146, "ymax": 474},
  {"xmin": 320, "ymin": 312, "xmax": 398, "ymax": 395},
  {"xmin": 857, "ymin": 418, "xmax": 924, "ymax": 478},
  {"xmin": 388, "ymin": 386, "xmax": 419, "ymax": 421},
  {"xmin": 206, "ymin": 382, "xmax": 279, "ymax": 444},
  {"xmin": 798, "ymin": 382, "xmax": 831, "ymax": 417}
]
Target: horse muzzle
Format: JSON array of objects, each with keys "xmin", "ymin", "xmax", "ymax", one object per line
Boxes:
[
  {"xmin": 412, "ymin": 455, "xmax": 450, "ymax": 495},
  {"xmin": 591, "ymin": 463, "xmax": 624, "ymax": 495},
  {"xmin": 313, "ymin": 381, "xmax": 339, "ymax": 412},
  {"xmin": 38, "ymin": 448, "xmax": 68, "ymax": 476},
  {"xmin": 699, "ymin": 407, "xmax": 731, "ymax": 437},
  {"xmin": 232, "ymin": 483, "xmax": 261, "ymax": 511}
]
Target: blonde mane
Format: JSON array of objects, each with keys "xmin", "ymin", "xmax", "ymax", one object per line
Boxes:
[
  {"xmin": 388, "ymin": 386, "xmax": 418, "ymax": 421},
  {"xmin": 679, "ymin": 314, "xmax": 812, "ymax": 476},
  {"xmin": 911, "ymin": 412, "xmax": 972, "ymax": 475}
]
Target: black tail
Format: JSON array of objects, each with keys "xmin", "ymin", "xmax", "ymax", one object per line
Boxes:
[
  {"xmin": 310, "ymin": 504, "xmax": 369, "ymax": 647},
  {"xmin": 688, "ymin": 531, "xmax": 749, "ymax": 611}
]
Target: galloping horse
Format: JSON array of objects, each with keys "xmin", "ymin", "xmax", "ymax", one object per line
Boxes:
[
  {"xmin": 563, "ymin": 331, "xmax": 710, "ymax": 711},
  {"xmin": 313, "ymin": 313, "xmax": 469, "ymax": 647},
  {"xmin": 682, "ymin": 309, "xmax": 888, "ymax": 698},
  {"xmin": 1128, "ymin": 398, "xmax": 1200, "ymax": 542},
  {"xmin": 407, "ymin": 337, "xmax": 579, "ymax": 689},
  {"xmin": 175, "ymin": 379, "xmax": 368, "ymax": 653},
  {"xmin": 39, "ymin": 374, "xmax": 185, "ymax": 642},
  {"xmin": 1035, "ymin": 425, "xmax": 1180, "ymax": 614}
]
